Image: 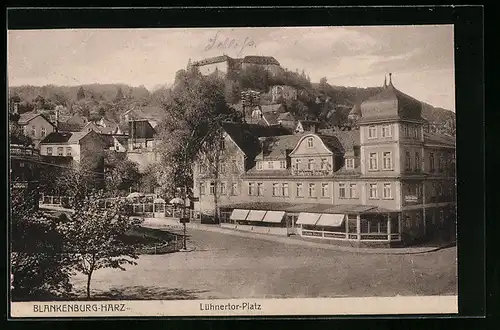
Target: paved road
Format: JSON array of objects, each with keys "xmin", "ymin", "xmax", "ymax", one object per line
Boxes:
[{"xmin": 71, "ymin": 228, "xmax": 457, "ymax": 300}]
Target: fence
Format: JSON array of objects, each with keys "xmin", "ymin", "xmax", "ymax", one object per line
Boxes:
[{"xmin": 39, "ymin": 195, "xmax": 201, "ymax": 221}]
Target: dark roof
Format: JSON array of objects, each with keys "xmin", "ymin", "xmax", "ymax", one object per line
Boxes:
[
  {"xmin": 221, "ymin": 122, "xmax": 262, "ymax": 159},
  {"xmin": 261, "ymin": 104, "xmax": 285, "ymax": 113},
  {"xmin": 218, "ymin": 201, "xmax": 394, "ymax": 214},
  {"xmin": 192, "ymin": 55, "xmax": 231, "ymax": 66},
  {"xmin": 316, "ymin": 135, "xmax": 345, "ymax": 154},
  {"xmin": 320, "ymin": 130, "xmax": 360, "ymax": 152},
  {"xmin": 424, "ymin": 132, "xmax": 455, "ymax": 147},
  {"xmin": 277, "ymin": 112, "xmax": 295, "ymax": 121},
  {"xmin": 40, "ymin": 131, "xmax": 94, "ymax": 145},
  {"xmin": 123, "ymin": 106, "xmax": 165, "ymax": 121},
  {"xmin": 244, "ymin": 169, "xmax": 292, "ymax": 177},
  {"xmin": 360, "ymin": 78, "xmax": 424, "ymax": 122},
  {"xmin": 57, "ymin": 121, "xmax": 84, "ymax": 132},
  {"xmin": 256, "ymin": 134, "xmax": 302, "ymax": 160},
  {"xmin": 262, "ymin": 112, "xmax": 279, "ymax": 126},
  {"xmin": 243, "ymin": 56, "xmax": 280, "ymax": 66}
]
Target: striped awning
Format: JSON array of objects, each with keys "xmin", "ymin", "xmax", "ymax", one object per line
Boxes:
[
  {"xmin": 296, "ymin": 212, "xmax": 321, "ymax": 225},
  {"xmin": 230, "ymin": 209, "xmax": 250, "ymax": 221},
  {"xmin": 262, "ymin": 211, "xmax": 285, "ymax": 223},
  {"xmin": 316, "ymin": 214, "xmax": 345, "ymax": 227},
  {"xmin": 246, "ymin": 210, "xmax": 267, "ymax": 222}
]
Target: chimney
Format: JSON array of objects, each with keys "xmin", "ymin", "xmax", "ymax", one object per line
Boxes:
[
  {"xmin": 389, "ymin": 72, "xmax": 393, "ymax": 86},
  {"xmin": 383, "ymin": 75, "xmax": 387, "ymax": 88},
  {"xmin": 55, "ymin": 106, "xmax": 60, "ymax": 132}
]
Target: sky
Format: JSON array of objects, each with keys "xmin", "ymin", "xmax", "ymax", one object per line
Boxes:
[{"xmin": 8, "ymin": 25, "xmax": 455, "ymax": 111}]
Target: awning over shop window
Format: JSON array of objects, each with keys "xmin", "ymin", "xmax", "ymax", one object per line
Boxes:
[
  {"xmin": 262, "ymin": 211, "xmax": 285, "ymax": 223},
  {"xmin": 246, "ymin": 210, "xmax": 267, "ymax": 222},
  {"xmin": 296, "ymin": 212, "xmax": 321, "ymax": 225},
  {"xmin": 316, "ymin": 214, "xmax": 345, "ymax": 227},
  {"xmin": 230, "ymin": 209, "xmax": 250, "ymax": 221}
]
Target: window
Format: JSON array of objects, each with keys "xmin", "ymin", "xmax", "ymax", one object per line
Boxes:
[
  {"xmin": 345, "ymin": 158, "xmax": 354, "ymax": 169},
  {"xmin": 280, "ymin": 160, "xmax": 286, "ymax": 169},
  {"xmin": 231, "ymin": 183, "xmax": 238, "ymax": 195},
  {"xmin": 416, "ymin": 213, "xmax": 421, "ymax": 228},
  {"xmin": 200, "ymin": 182, "xmax": 206, "ymax": 195},
  {"xmin": 220, "ymin": 139, "xmax": 225, "ymax": 150},
  {"xmin": 308, "ymin": 159, "xmax": 315, "ymax": 170},
  {"xmin": 272, "ymin": 183, "xmax": 280, "ymax": 196},
  {"xmin": 307, "ymin": 137, "xmax": 314, "ymax": 148},
  {"xmin": 294, "ymin": 158, "xmax": 301, "ymax": 170},
  {"xmin": 41, "ymin": 127, "xmax": 47, "ymax": 137},
  {"xmin": 415, "ymin": 152, "xmax": 421, "ymax": 171},
  {"xmin": 349, "ymin": 183, "xmax": 357, "ymax": 198},
  {"xmin": 281, "ymin": 183, "xmax": 289, "ymax": 197},
  {"xmin": 248, "ymin": 182, "xmax": 255, "ymax": 196},
  {"xmin": 368, "ymin": 126, "xmax": 377, "ymax": 139},
  {"xmin": 257, "ymin": 183, "xmax": 264, "ymax": 196},
  {"xmin": 383, "ymin": 183, "xmax": 392, "ymax": 199},
  {"xmin": 321, "ymin": 183, "xmax": 329, "ymax": 198},
  {"xmin": 47, "ymin": 147, "xmax": 53, "ymax": 155},
  {"xmin": 382, "ymin": 152, "xmax": 392, "ymax": 170},
  {"xmin": 438, "ymin": 154, "xmax": 444, "ymax": 172},
  {"xmin": 232, "ymin": 159, "xmax": 238, "ymax": 172},
  {"xmin": 296, "ymin": 183, "xmax": 304, "ymax": 197},
  {"xmin": 429, "ymin": 153, "xmax": 435, "ymax": 172},
  {"xmin": 308, "ymin": 183, "xmax": 316, "ymax": 198},
  {"xmin": 381, "ymin": 125, "xmax": 392, "ymax": 137},
  {"xmin": 66, "ymin": 147, "xmax": 72, "ymax": 156},
  {"xmin": 339, "ymin": 183, "xmax": 346, "ymax": 198},
  {"xmin": 369, "ymin": 183, "xmax": 378, "ymax": 199},
  {"xmin": 31, "ymin": 126, "xmax": 36, "ymax": 136},
  {"xmin": 320, "ymin": 158, "xmax": 327, "ymax": 170},
  {"xmin": 209, "ymin": 182, "xmax": 215, "ymax": 195},
  {"xmin": 268, "ymin": 161, "xmax": 274, "ymax": 169},
  {"xmin": 57, "ymin": 147, "xmax": 64, "ymax": 156},
  {"xmin": 219, "ymin": 182, "xmax": 226, "ymax": 195},
  {"xmin": 257, "ymin": 161, "xmax": 263, "ymax": 170},
  {"xmin": 219, "ymin": 163, "xmax": 226, "ymax": 174},
  {"xmin": 403, "ymin": 124, "xmax": 409, "ymax": 137},
  {"xmin": 405, "ymin": 151, "xmax": 412, "ymax": 171},
  {"xmin": 369, "ymin": 153, "xmax": 378, "ymax": 170}
]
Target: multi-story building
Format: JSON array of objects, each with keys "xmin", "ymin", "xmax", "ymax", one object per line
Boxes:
[
  {"xmin": 17, "ymin": 112, "xmax": 56, "ymax": 147},
  {"xmin": 191, "ymin": 55, "xmax": 283, "ymax": 77},
  {"xmin": 193, "ymin": 74, "xmax": 456, "ymax": 247}
]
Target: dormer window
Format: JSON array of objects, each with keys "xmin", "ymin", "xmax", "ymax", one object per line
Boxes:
[
  {"xmin": 368, "ymin": 126, "xmax": 377, "ymax": 139},
  {"xmin": 268, "ymin": 161, "xmax": 274, "ymax": 169},
  {"xmin": 280, "ymin": 160, "xmax": 286, "ymax": 169},
  {"xmin": 307, "ymin": 137, "xmax": 314, "ymax": 148},
  {"xmin": 257, "ymin": 161, "xmax": 263, "ymax": 170}
]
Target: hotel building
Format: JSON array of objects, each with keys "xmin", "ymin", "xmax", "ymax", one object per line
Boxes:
[{"xmin": 193, "ymin": 75, "xmax": 456, "ymax": 247}]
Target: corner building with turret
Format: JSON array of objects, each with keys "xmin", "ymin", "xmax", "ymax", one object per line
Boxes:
[{"xmin": 193, "ymin": 75, "xmax": 456, "ymax": 247}]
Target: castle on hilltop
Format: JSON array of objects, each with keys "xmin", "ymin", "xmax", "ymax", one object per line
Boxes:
[{"xmin": 188, "ymin": 55, "xmax": 283, "ymax": 77}]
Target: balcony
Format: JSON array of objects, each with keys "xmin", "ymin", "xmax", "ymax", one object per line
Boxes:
[{"xmin": 10, "ymin": 145, "xmax": 40, "ymax": 157}]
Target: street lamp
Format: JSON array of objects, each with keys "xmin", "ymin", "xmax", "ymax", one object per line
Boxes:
[{"xmin": 170, "ymin": 197, "xmax": 188, "ymax": 251}]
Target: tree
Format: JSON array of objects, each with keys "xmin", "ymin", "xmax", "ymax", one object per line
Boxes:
[
  {"xmin": 10, "ymin": 187, "xmax": 74, "ymax": 301},
  {"xmin": 155, "ymin": 73, "xmax": 240, "ymax": 202},
  {"xmin": 58, "ymin": 194, "xmax": 143, "ymax": 299},
  {"xmin": 77, "ymin": 87, "xmax": 86, "ymax": 100},
  {"xmin": 104, "ymin": 151, "xmax": 141, "ymax": 194},
  {"xmin": 115, "ymin": 87, "xmax": 124, "ymax": 102}
]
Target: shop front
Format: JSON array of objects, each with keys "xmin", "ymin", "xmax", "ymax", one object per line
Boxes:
[{"xmin": 221, "ymin": 208, "xmax": 288, "ymax": 236}]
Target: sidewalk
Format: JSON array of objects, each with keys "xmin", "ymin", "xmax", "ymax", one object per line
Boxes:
[{"xmin": 140, "ymin": 217, "xmax": 455, "ymax": 255}]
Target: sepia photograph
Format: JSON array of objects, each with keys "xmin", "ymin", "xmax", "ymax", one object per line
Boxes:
[{"xmin": 8, "ymin": 21, "xmax": 460, "ymax": 317}]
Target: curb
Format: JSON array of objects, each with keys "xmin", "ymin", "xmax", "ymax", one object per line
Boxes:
[{"xmin": 142, "ymin": 223, "xmax": 455, "ymax": 255}]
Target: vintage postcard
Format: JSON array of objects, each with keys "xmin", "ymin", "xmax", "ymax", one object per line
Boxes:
[{"xmin": 8, "ymin": 24, "xmax": 458, "ymax": 318}]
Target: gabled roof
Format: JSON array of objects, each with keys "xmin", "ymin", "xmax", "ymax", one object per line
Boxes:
[
  {"xmin": 40, "ymin": 130, "xmax": 99, "ymax": 145},
  {"xmin": 256, "ymin": 134, "xmax": 302, "ymax": 160},
  {"xmin": 261, "ymin": 104, "xmax": 285, "ymax": 113},
  {"xmin": 277, "ymin": 112, "xmax": 295, "ymax": 121},
  {"xmin": 243, "ymin": 56, "xmax": 280, "ymax": 66},
  {"xmin": 123, "ymin": 106, "xmax": 165, "ymax": 121},
  {"xmin": 18, "ymin": 112, "xmax": 55, "ymax": 126},
  {"xmin": 316, "ymin": 134, "xmax": 345, "ymax": 154},
  {"xmin": 320, "ymin": 130, "xmax": 360, "ymax": 152},
  {"xmin": 221, "ymin": 122, "xmax": 262, "ymax": 159},
  {"xmin": 262, "ymin": 112, "xmax": 279, "ymax": 126},
  {"xmin": 57, "ymin": 121, "xmax": 84, "ymax": 132}
]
